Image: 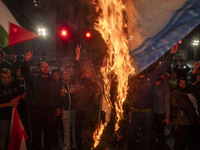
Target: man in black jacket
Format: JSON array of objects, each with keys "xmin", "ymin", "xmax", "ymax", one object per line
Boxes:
[{"xmin": 22, "ymin": 51, "xmax": 59, "ymax": 150}]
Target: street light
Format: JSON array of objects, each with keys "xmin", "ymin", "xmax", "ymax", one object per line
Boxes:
[
  {"xmin": 37, "ymin": 28, "xmax": 47, "ymax": 37},
  {"xmin": 192, "ymin": 40, "xmax": 199, "ymax": 60},
  {"xmin": 192, "ymin": 40, "xmax": 199, "ymax": 46}
]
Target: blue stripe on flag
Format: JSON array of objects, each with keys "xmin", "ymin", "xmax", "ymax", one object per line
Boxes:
[{"xmin": 130, "ymin": 1, "xmax": 200, "ymax": 74}]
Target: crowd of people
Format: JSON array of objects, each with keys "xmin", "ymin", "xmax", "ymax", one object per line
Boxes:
[
  {"xmin": 0, "ymin": 43, "xmax": 200, "ymax": 150},
  {"xmin": 0, "ymin": 45, "xmax": 102, "ymax": 150},
  {"xmin": 126, "ymin": 45, "xmax": 200, "ymax": 150}
]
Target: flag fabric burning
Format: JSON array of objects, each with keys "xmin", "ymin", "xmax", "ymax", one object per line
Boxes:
[
  {"xmin": 92, "ymin": 0, "xmax": 200, "ymax": 149},
  {"xmin": 92, "ymin": 0, "xmax": 135, "ymax": 148}
]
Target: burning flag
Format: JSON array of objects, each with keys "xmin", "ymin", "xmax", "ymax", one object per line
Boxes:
[
  {"xmin": 92, "ymin": 0, "xmax": 135, "ymax": 148},
  {"xmin": 8, "ymin": 108, "xmax": 28, "ymax": 150},
  {"xmin": 0, "ymin": 0, "xmax": 38, "ymax": 48},
  {"xmin": 92, "ymin": 0, "xmax": 200, "ymax": 149}
]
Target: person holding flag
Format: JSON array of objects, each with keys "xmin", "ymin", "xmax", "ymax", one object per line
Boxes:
[
  {"xmin": 0, "ymin": 68, "xmax": 25, "ymax": 150},
  {"xmin": 127, "ymin": 44, "xmax": 178, "ymax": 150}
]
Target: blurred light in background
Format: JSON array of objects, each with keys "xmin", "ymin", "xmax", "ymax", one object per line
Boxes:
[{"xmin": 38, "ymin": 28, "xmax": 47, "ymax": 36}]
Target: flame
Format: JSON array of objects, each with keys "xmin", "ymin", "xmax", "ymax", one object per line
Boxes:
[
  {"xmin": 92, "ymin": 121, "xmax": 106, "ymax": 149},
  {"xmin": 92, "ymin": 0, "xmax": 135, "ymax": 148}
]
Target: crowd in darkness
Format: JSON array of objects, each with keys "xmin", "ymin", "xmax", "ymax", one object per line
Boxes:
[
  {"xmin": 0, "ymin": 45, "xmax": 102, "ymax": 150},
  {"xmin": 125, "ymin": 45, "xmax": 200, "ymax": 150},
  {"xmin": 0, "ymin": 43, "xmax": 200, "ymax": 150}
]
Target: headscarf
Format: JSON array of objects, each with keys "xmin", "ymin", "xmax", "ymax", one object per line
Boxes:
[{"xmin": 176, "ymin": 77, "xmax": 188, "ymax": 93}]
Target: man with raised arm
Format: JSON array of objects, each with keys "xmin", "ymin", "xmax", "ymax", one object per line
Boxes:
[
  {"xmin": 22, "ymin": 51, "xmax": 59, "ymax": 150},
  {"xmin": 127, "ymin": 45, "xmax": 178, "ymax": 150}
]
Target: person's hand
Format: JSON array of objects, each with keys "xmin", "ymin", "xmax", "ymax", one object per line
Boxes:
[
  {"xmin": 170, "ymin": 44, "xmax": 179, "ymax": 54},
  {"xmin": 20, "ymin": 94, "xmax": 26, "ymax": 99},
  {"xmin": 9, "ymin": 96, "xmax": 20, "ymax": 107},
  {"xmin": 192, "ymin": 61, "xmax": 199, "ymax": 74},
  {"xmin": 75, "ymin": 45, "xmax": 81, "ymax": 61},
  {"xmin": 25, "ymin": 51, "xmax": 33, "ymax": 61},
  {"xmin": 194, "ymin": 61, "xmax": 199, "ymax": 70},
  {"xmin": 56, "ymin": 108, "xmax": 61, "ymax": 116},
  {"xmin": 163, "ymin": 118, "xmax": 170, "ymax": 126}
]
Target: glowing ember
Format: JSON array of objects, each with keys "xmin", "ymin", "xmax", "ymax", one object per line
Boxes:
[{"xmin": 92, "ymin": 0, "xmax": 135, "ymax": 148}]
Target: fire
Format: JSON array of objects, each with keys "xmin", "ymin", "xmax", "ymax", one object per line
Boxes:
[
  {"xmin": 92, "ymin": 0, "xmax": 135, "ymax": 148},
  {"xmin": 92, "ymin": 121, "xmax": 106, "ymax": 149}
]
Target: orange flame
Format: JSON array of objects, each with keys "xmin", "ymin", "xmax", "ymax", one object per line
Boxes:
[
  {"xmin": 92, "ymin": 121, "xmax": 106, "ymax": 149},
  {"xmin": 92, "ymin": 0, "xmax": 135, "ymax": 148}
]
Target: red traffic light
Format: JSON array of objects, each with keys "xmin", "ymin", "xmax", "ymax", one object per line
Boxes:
[
  {"xmin": 58, "ymin": 26, "xmax": 70, "ymax": 40},
  {"xmin": 60, "ymin": 30, "xmax": 68, "ymax": 37},
  {"xmin": 85, "ymin": 31, "xmax": 92, "ymax": 39},
  {"xmin": 59, "ymin": 28, "xmax": 68, "ymax": 38}
]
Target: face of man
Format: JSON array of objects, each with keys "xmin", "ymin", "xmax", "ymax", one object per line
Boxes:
[
  {"xmin": 39, "ymin": 62, "xmax": 49, "ymax": 75},
  {"xmin": 16, "ymin": 68, "xmax": 23, "ymax": 78},
  {"xmin": 0, "ymin": 73, "xmax": 11, "ymax": 86},
  {"xmin": 52, "ymin": 72, "xmax": 60, "ymax": 81},
  {"xmin": 61, "ymin": 70, "xmax": 70, "ymax": 81}
]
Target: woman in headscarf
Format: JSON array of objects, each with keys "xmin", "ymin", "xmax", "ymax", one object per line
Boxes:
[{"xmin": 171, "ymin": 78, "xmax": 199, "ymax": 150}]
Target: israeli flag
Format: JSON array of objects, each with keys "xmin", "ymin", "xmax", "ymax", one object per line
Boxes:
[{"xmin": 127, "ymin": 0, "xmax": 200, "ymax": 73}]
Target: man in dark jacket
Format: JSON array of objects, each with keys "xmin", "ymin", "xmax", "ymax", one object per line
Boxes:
[
  {"xmin": 0, "ymin": 68, "xmax": 25, "ymax": 150},
  {"xmin": 22, "ymin": 51, "xmax": 59, "ymax": 150},
  {"xmin": 127, "ymin": 45, "xmax": 178, "ymax": 150}
]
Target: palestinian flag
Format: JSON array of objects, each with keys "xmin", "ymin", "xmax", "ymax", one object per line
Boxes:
[
  {"xmin": 9, "ymin": 108, "xmax": 28, "ymax": 150},
  {"xmin": 0, "ymin": 0, "xmax": 38, "ymax": 48}
]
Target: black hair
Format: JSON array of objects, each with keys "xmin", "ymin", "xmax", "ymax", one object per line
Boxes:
[
  {"xmin": 51, "ymin": 69, "xmax": 60, "ymax": 74},
  {"xmin": 176, "ymin": 77, "xmax": 188, "ymax": 92},
  {"xmin": 38, "ymin": 61, "xmax": 48, "ymax": 68},
  {"xmin": 0, "ymin": 68, "xmax": 11, "ymax": 75},
  {"xmin": 16, "ymin": 54, "xmax": 24, "ymax": 61}
]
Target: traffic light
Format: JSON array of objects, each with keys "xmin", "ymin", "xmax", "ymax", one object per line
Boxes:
[
  {"xmin": 58, "ymin": 25, "xmax": 70, "ymax": 41},
  {"xmin": 84, "ymin": 31, "xmax": 92, "ymax": 39}
]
